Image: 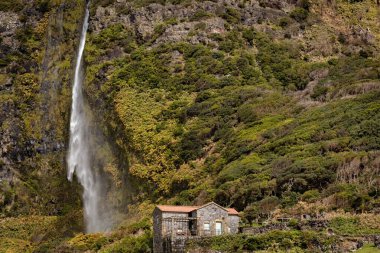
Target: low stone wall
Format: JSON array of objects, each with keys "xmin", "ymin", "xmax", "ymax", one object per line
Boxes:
[
  {"xmin": 242, "ymin": 219, "xmax": 330, "ymax": 234},
  {"xmin": 299, "ymin": 220, "xmax": 329, "ymax": 231},
  {"xmin": 242, "ymin": 223, "xmax": 290, "ymax": 234}
]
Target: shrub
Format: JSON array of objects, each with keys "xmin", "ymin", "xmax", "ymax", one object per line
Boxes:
[
  {"xmin": 190, "ymin": 9, "xmax": 212, "ymax": 21},
  {"xmin": 100, "ymin": 232, "xmax": 153, "ymax": 253},
  {"xmin": 301, "ymin": 190, "xmax": 320, "ymax": 202},
  {"xmin": 154, "ymin": 23, "xmax": 166, "ymax": 36},
  {"xmin": 253, "ymin": 30, "xmax": 312, "ymax": 89},
  {"xmin": 177, "ymin": 129, "xmax": 208, "ymax": 162},
  {"xmin": 337, "ymin": 33, "xmax": 347, "ymax": 44},
  {"xmin": 288, "ymin": 219, "xmax": 299, "ymax": 228},
  {"xmin": 258, "ymin": 196, "xmax": 281, "ymax": 216},
  {"xmin": 242, "ymin": 29, "xmax": 255, "ymax": 45},
  {"xmin": 290, "ymin": 7, "xmax": 309, "ymax": 22},
  {"xmin": 279, "ymin": 17, "xmax": 292, "ymax": 28},
  {"xmin": 187, "ymin": 231, "xmax": 336, "ymax": 251},
  {"xmin": 298, "ymin": 0, "xmax": 311, "ymax": 10},
  {"xmin": 311, "ymin": 85, "xmax": 328, "ymax": 100},
  {"xmin": 94, "ymin": 0, "xmax": 116, "ymax": 7},
  {"xmin": 219, "ymin": 7, "xmax": 241, "ymax": 24},
  {"xmin": 36, "ymin": 0, "xmax": 50, "ymax": 13},
  {"xmin": 237, "ymin": 104, "xmax": 258, "ymax": 124},
  {"xmin": 0, "ymin": 0, "xmax": 23, "ymax": 11},
  {"xmin": 281, "ymin": 191, "xmax": 300, "ymax": 207}
]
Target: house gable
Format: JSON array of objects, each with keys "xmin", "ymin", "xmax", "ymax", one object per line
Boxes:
[
  {"xmin": 196, "ymin": 202, "xmax": 229, "ymax": 213},
  {"xmin": 193, "ymin": 202, "xmax": 229, "ymax": 236}
]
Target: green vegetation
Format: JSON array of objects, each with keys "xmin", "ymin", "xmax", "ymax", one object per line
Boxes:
[
  {"xmin": 98, "ymin": 233, "xmax": 152, "ymax": 253},
  {"xmin": 0, "ymin": 0, "xmax": 23, "ymax": 12},
  {"xmin": 356, "ymin": 244, "xmax": 380, "ymax": 253},
  {"xmin": 329, "ymin": 215, "xmax": 380, "ymax": 236},
  {"xmin": 290, "ymin": 7, "xmax": 309, "ymax": 22},
  {"xmin": 1, "ymin": 0, "xmax": 380, "ymax": 251},
  {"xmin": 0, "ymin": 215, "xmax": 153, "ymax": 253},
  {"xmin": 187, "ymin": 230, "xmax": 337, "ymax": 252},
  {"xmin": 83, "ymin": 0, "xmax": 380, "ymax": 218}
]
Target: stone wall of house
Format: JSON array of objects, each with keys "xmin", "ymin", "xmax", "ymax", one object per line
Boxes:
[
  {"xmin": 162, "ymin": 212, "xmax": 190, "ymax": 237},
  {"xmin": 227, "ymin": 215, "xmax": 240, "ymax": 234},
  {"xmin": 153, "ymin": 208, "xmax": 163, "ymax": 253},
  {"xmin": 154, "ymin": 210, "xmax": 190, "ymax": 253},
  {"xmin": 194, "ymin": 203, "xmax": 229, "ymax": 236}
]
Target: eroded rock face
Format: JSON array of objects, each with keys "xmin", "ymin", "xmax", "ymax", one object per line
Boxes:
[
  {"xmin": 0, "ymin": 11, "xmax": 21, "ymax": 49},
  {"xmin": 89, "ymin": 0, "xmax": 288, "ymax": 46},
  {"xmin": 154, "ymin": 17, "xmax": 227, "ymax": 46},
  {"xmin": 375, "ymin": 235, "xmax": 380, "ymax": 248},
  {"xmin": 0, "ymin": 41, "xmax": 19, "ymax": 183},
  {"xmin": 0, "ymin": 2, "xmax": 84, "ymax": 215}
]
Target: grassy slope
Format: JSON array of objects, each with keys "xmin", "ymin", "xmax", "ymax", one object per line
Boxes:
[{"xmin": 357, "ymin": 244, "xmax": 380, "ymax": 253}]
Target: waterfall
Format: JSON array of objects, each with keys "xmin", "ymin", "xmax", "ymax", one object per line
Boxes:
[{"xmin": 67, "ymin": 2, "xmax": 106, "ymax": 233}]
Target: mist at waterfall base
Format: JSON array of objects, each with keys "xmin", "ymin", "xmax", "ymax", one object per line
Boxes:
[{"xmin": 67, "ymin": 3, "xmax": 116, "ymax": 233}]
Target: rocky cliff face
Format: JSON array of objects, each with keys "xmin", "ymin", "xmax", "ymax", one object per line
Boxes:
[
  {"xmin": 0, "ymin": 0, "xmax": 84, "ymax": 216},
  {"xmin": 90, "ymin": 0, "xmax": 378, "ymax": 53}
]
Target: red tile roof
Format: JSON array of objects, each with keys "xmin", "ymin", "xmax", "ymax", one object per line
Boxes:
[
  {"xmin": 226, "ymin": 208, "xmax": 239, "ymax": 215},
  {"xmin": 156, "ymin": 205, "xmax": 198, "ymax": 213},
  {"xmin": 156, "ymin": 202, "xmax": 239, "ymax": 215}
]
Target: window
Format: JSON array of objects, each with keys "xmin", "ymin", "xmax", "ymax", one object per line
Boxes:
[
  {"xmin": 177, "ymin": 228, "xmax": 185, "ymax": 235},
  {"xmin": 215, "ymin": 222, "xmax": 222, "ymax": 235},
  {"xmin": 203, "ymin": 222, "xmax": 210, "ymax": 231}
]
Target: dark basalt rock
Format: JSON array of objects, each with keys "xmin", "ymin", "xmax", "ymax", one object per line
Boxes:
[{"xmin": 374, "ymin": 235, "xmax": 380, "ymax": 248}]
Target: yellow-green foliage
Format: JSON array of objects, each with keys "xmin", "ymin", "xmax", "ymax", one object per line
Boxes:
[
  {"xmin": 0, "ymin": 0, "xmax": 23, "ymax": 12},
  {"xmin": 98, "ymin": 233, "xmax": 152, "ymax": 253},
  {"xmin": 186, "ymin": 230, "xmax": 337, "ymax": 252},
  {"xmin": 330, "ymin": 214, "xmax": 380, "ymax": 236},
  {"xmin": 63, "ymin": 219, "xmax": 153, "ymax": 252},
  {"xmin": 62, "ymin": 0, "xmax": 85, "ymax": 32},
  {"xmin": 68, "ymin": 233, "xmax": 111, "ymax": 251},
  {"xmin": 0, "ymin": 216, "xmax": 58, "ymax": 252},
  {"xmin": 356, "ymin": 244, "xmax": 380, "ymax": 253},
  {"xmin": 114, "ymin": 87, "xmax": 194, "ymax": 192},
  {"xmin": 0, "ymin": 216, "xmax": 57, "ymax": 240},
  {"xmin": 14, "ymin": 73, "xmax": 39, "ymax": 104},
  {"xmin": 0, "ymin": 238, "xmax": 33, "ymax": 253},
  {"xmin": 335, "ymin": 0, "xmax": 380, "ymax": 34}
]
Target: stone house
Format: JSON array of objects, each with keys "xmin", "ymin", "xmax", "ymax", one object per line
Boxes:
[{"xmin": 153, "ymin": 202, "xmax": 240, "ymax": 253}]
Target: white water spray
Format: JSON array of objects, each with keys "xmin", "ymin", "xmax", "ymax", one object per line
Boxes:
[{"xmin": 67, "ymin": 2, "xmax": 106, "ymax": 233}]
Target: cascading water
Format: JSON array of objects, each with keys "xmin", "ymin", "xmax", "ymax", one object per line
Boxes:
[{"xmin": 67, "ymin": 2, "xmax": 106, "ymax": 233}]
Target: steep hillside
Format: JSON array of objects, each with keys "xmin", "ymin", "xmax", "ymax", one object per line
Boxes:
[
  {"xmin": 85, "ymin": 0, "xmax": 380, "ymax": 213},
  {"xmin": 0, "ymin": 0, "xmax": 379, "ymax": 252}
]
